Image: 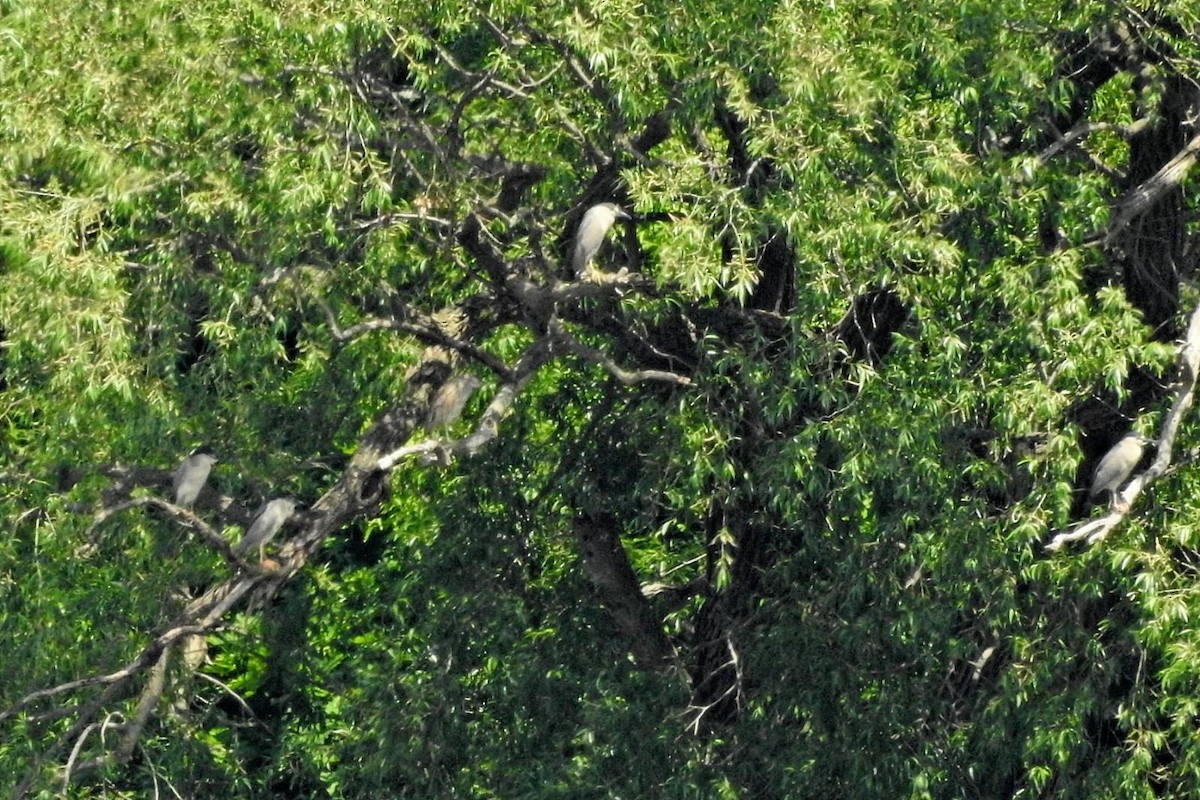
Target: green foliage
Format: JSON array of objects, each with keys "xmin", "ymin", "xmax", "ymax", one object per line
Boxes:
[{"xmin": 5, "ymin": 0, "xmax": 1200, "ymax": 797}]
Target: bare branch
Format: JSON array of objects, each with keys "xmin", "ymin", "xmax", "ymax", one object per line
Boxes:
[
  {"xmin": 317, "ymin": 299, "xmax": 515, "ymax": 380},
  {"xmin": 193, "ymin": 672, "xmax": 269, "ymax": 728},
  {"xmin": 1037, "ymin": 117, "xmax": 1152, "ymax": 164},
  {"xmin": 62, "ymin": 712, "xmax": 125, "ymax": 794},
  {"xmin": 85, "ymin": 497, "xmax": 240, "ymax": 561},
  {"xmin": 6, "ymin": 586, "xmax": 255, "ymax": 798},
  {"xmin": 1104, "ymin": 131, "xmax": 1200, "ymax": 248},
  {"xmin": 10, "ymin": 193, "xmax": 679, "ymax": 789},
  {"xmin": 352, "ymin": 211, "xmax": 454, "ymax": 231},
  {"xmin": 686, "ymin": 636, "xmax": 744, "ymax": 735},
  {"xmin": 549, "ymin": 323, "xmax": 692, "ymax": 386}
]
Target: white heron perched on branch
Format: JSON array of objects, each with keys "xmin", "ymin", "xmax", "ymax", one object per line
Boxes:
[
  {"xmin": 572, "ymin": 202, "xmax": 630, "ymax": 278},
  {"xmin": 172, "ymin": 446, "xmax": 218, "ymax": 509}
]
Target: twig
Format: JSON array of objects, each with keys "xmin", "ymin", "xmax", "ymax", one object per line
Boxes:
[
  {"xmin": 62, "ymin": 712, "xmax": 125, "ymax": 794},
  {"xmin": 194, "ymin": 672, "xmax": 270, "ymax": 729}
]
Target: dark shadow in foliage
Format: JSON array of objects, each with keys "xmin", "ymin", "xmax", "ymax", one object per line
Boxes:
[
  {"xmin": 1115, "ymin": 71, "xmax": 1198, "ymax": 341},
  {"xmin": 1042, "ymin": 29, "xmax": 1124, "ymax": 145},
  {"xmin": 1048, "ymin": 17, "xmax": 1198, "ymax": 341},
  {"xmin": 688, "ymin": 501, "xmax": 743, "ymax": 728},
  {"xmin": 833, "ymin": 286, "xmax": 909, "ymax": 367},
  {"xmin": 747, "ymin": 228, "xmax": 794, "ymax": 316},
  {"xmin": 329, "ymin": 515, "xmax": 387, "ymax": 569},
  {"xmin": 206, "ymin": 582, "xmax": 321, "ymax": 795},
  {"xmin": 686, "ymin": 286, "xmax": 910, "ymax": 729},
  {"xmin": 279, "ymin": 320, "xmax": 301, "ymax": 364},
  {"xmin": 353, "ymin": 43, "xmax": 424, "ymax": 112},
  {"xmin": 688, "ymin": 500, "xmax": 776, "ymax": 728},
  {"xmin": 175, "ymin": 239, "xmax": 218, "ymax": 377}
]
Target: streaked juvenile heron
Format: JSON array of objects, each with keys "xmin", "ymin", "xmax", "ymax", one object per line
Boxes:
[
  {"xmin": 235, "ymin": 498, "xmax": 299, "ymax": 560},
  {"xmin": 572, "ymin": 202, "xmax": 630, "ymax": 277},
  {"xmin": 173, "ymin": 446, "xmax": 218, "ymax": 509},
  {"xmin": 425, "ymin": 374, "xmax": 482, "ymax": 432}
]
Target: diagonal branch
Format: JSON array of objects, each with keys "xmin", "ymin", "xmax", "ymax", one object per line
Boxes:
[
  {"xmin": 1036, "ymin": 117, "xmax": 1151, "ymax": 164},
  {"xmin": 377, "ymin": 335, "xmax": 556, "ymax": 470},
  {"xmin": 1047, "ymin": 300, "xmax": 1200, "ymax": 551},
  {"xmin": 548, "ymin": 321, "xmax": 692, "ymax": 386},
  {"xmin": 1103, "ymin": 131, "xmax": 1200, "ymax": 248},
  {"xmin": 85, "ymin": 497, "xmax": 245, "ymax": 564}
]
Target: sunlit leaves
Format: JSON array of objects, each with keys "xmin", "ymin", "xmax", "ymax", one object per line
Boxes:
[{"xmin": 7, "ymin": 0, "xmax": 1200, "ymax": 797}]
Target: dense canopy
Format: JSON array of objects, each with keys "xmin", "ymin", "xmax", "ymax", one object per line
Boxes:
[{"xmin": 5, "ymin": 0, "xmax": 1200, "ymax": 797}]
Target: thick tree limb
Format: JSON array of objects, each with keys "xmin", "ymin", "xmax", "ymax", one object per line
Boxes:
[
  {"xmin": 1047, "ymin": 300, "xmax": 1200, "ymax": 551},
  {"xmin": 1103, "ymin": 132, "xmax": 1200, "ymax": 248},
  {"xmin": 112, "ymin": 647, "xmax": 170, "ymax": 765},
  {"xmin": 574, "ymin": 515, "xmax": 677, "ymax": 669}
]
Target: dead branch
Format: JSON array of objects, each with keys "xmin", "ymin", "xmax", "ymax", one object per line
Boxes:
[
  {"xmin": 1104, "ymin": 131, "xmax": 1200, "ymax": 248},
  {"xmin": 549, "ymin": 322, "xmax": 692, "ymax": 386},
  {"xmin": 193, "ymin": 672, "xmax": 268, "ymax": 728},
  {"xmin": 1047, "ymin": 300, "xmax": 1200, "ymax": 551},
  {"xmin": 85, "ymin": 497, "xmax": 244, "ymax": 564},
  {"xmin": 352, "ymin": 211, "xmax": 454, "ymax": 231},
  {"xmin": 686, "ymin": 636, "xmax": 744, "ymax": 735},
  {"xmin": 1036, "ymin": 117, "xmax": 1151, "ymax": 164},
  {"xmin": 62, "ymin": 711, "xmax": 125, "ymax": 794}
]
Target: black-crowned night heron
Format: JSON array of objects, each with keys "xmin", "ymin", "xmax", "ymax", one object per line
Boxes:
[
  {"xmin": 425, "ymin": 374, "xmax": 482, "ymax": 432},
  {"xmin": 572, "ymin": 202, "xmax": 630, "ymax": 278},
  {"xmin": 172, "ymin": 446, "xmax": 218, "ymax": 509},
  {"xmin": 234, "ymin": 498, "xmax": 299, "ymax": 559},
  {"xmin": 1089, "ymin": 432, "xmax": 1152, "ymax": 506}
]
